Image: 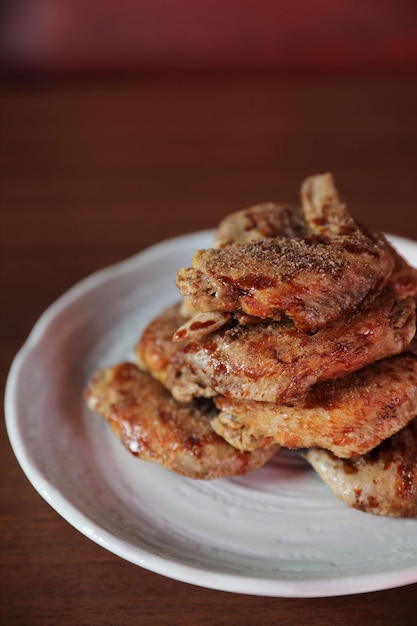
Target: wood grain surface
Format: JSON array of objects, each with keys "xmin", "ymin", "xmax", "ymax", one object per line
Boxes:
[{"xmin": 2, "ymin": 73, "xmax": 417, "ymax": 625}]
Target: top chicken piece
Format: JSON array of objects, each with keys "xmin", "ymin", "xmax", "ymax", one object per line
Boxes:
[{"xmin": 176, "ymin": 174, "xmax": 396, "ymax": 332}]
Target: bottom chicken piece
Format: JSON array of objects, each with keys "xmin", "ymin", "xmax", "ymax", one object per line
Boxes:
[
  {"xmin": 305, "ymin": 417, "xmax": 417, "ymax": 517},
  {"xmin": 84, "ymin": 362, "xmax": 279, "ymax": 480}
]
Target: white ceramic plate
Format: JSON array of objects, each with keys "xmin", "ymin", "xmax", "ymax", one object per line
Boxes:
[{"xmin": 6, "ymin": 231, "xmax": 417, "ymax": 598}]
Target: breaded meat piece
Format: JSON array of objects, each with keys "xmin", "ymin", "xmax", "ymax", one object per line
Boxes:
[
  {"xmin": 300, "ymin": 172, "xmax": 360, "ymax": 237},
  {"xmin": 85, "ymin": 362, "xmax": 278, "ymax": 480},
  {"xmin": 212, "ymin": 202, "xmax": 307, "ymax": 248},
  {"xmin": 135, "ymin": 303, "xmax": 188, "ymax": 390},
  {"xmin": 173, "ymin": 289, "xmax": 415, "ymax": 403},
  {"xmin": 305, "ymin": 417, "xmax": 417, "ymax": 517},
  {"xmin": 135, "ymin": 302, "xmax": 220, "ymax": 400},
  {"xmin": 212, "ymin": 354, "xmax": 417, "ymax": 458},
  {"xmin": 176, "ymin": 174, "xmax": 396, "ymax": 332}
]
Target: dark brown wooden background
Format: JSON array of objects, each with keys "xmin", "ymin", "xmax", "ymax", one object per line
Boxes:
[{"xmin": 2, "ymin": 73, "xmax": 417, "ymax": 625}]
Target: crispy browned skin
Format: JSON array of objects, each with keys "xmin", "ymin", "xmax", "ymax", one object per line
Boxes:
[
  {"xmin": 212, "ymin": 202, "xmax": 307, "ymax": 248},
  {"xmin": 175, "ymin": 193, "xmax": 417, "ymax": 346},
  {"xmin": 174, "ymin": 289, "xmax": 416, "ymax": 403},
  {"xmin": 212, "ymin": 354, "xmax": 417, "ymax": 458},
  {"xmin": 176, "ymin": 202, "xmax": 307, "ymax": 342},
  {"xmin": 305, "ymin": 417, "xmax": 417, "ymax": 517},
  {"xmin": 388, "ymin": 245, "xmax": 417, "ymax": 299},
  {"xmin": 300, "ymin": 172, "xmax": 359, "ymax": 237},
  {"xmin": 135, "ymin": 303, "xmax": 188, "ymax": 389},
  {"xmin": 135, "ymin": 302, "xmax": 219, "ymax": 400},
  {"xmin": 176, "ymin": 174, "xmax": 396, "ymax": 332},
  {"xmin": 85, "ymin": 362, "xmax": 279, "ymax": 479}
]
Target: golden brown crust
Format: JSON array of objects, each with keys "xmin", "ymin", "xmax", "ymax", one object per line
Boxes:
[
  {"xmin": 135, "ymin": 303, "xmax": 187, "ymax": 390},
  {"xmin": 212, "ymin": 354, "xmax": 417, "ymax": 457},
  {"xmin": 176, "ymin": 174, "xmax": 397, "ymax": 333},
  {"xmin": 176, "ymin": 233, "xmax": 395, "ymax": 333},
  {"xmin": 174, "ymin": 288, "xmax": 416, "ymax": 403},
  {"xmin": 300, "ymin": 172, "xmax": 358, "ymax": 237},
  {"xmin": 85, "ymin": 362, "xmax": 278, "ymax": 480},
  {"xmin": 135, "ymin": 303, "xmax": 218, "ymax": 401},
  {"xmin": 305, "ymin": 418, "xmax": 417, "ymax": 517},
  {"xmin": 212, "ymin": 202, "xmax": 307, "ymax": 248}
]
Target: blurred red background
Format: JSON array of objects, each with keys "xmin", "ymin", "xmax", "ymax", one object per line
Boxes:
[{"xmin": 1, "ymin": 0, "xmax": 417, "ymax": 75}]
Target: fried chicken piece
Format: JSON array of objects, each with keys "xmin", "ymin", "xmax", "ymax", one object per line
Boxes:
[
  {"xmin": 85, "ymin": 362, "xmax": 279, "ymax": 480},
  {"xmin": 300, "ymin": 172, "xmax": 358, "ymax": 237},
  {"xmin": 177, "ymin": 186, "xmax": 417, "ymax": 344},
  {"xmin": 212, "ymin": 202, "xmax": 307, "ymax": 247},
  {"xmin": 212, "ymin": 354, "xmax": 417, "ymax": 458},
  {"xmin": 173, "ymin": 288, "xmax": 416, "ymax": 403},
  {"xmin": 136, "ymin": 303, "xmax": 219, "ymax": 400},
  {"xmin": 175, "ymin": 204, "xmax": 305, "ymax": 342},
  {"xmin": 388, "ymin": 245, "xmax": 417, "ymax": 299},
  {"xmin": 305, "ymin": 417, "xmax": 417, "ymax": 517},
  {"xmin": 176, "ymin": 174, "xmax": 396, "ymax": 332},
  {"xmin": 136, "ymin": 303, "xmax": 188, "ymax": 388}
]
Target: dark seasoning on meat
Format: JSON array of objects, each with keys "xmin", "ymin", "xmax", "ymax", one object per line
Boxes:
[{"xmin": 85, "ymin": 174, "xmax": 417, "ymax": 517}]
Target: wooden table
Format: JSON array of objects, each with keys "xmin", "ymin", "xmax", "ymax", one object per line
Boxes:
[{"xmin": 2, "ymin": 73, "xmax": 417, "ymax": 625}]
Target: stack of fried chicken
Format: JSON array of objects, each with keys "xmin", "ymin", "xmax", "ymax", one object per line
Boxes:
[{"xmin": 85, "ymin": 174, "xmax": 417, "ymax": 517}]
